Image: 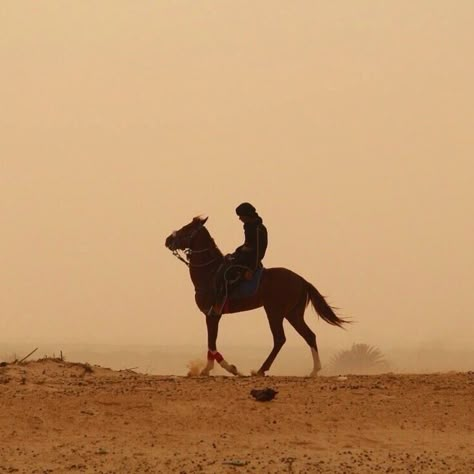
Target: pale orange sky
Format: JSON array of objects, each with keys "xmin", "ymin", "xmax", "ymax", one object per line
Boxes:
[{"xmin": 1, "ymin": 2, "xmax": 473, "ymax": 353}]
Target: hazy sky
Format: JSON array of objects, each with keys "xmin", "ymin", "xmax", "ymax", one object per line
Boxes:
[{"xmin": 1, "ymin": 2, "xmax": 473, "ymax": 354}]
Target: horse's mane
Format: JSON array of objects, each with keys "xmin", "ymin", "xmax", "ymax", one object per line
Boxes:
[{"xmin": 201, "ymin": 225, "xmax": 224, "ymax": 259}]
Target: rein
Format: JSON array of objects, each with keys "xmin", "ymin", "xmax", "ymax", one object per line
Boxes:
[{"xmin": 172, "ymin": 248, "xmax": 218, "ymax": 268}]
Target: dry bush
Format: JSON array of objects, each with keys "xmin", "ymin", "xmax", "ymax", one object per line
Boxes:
[
  {"xmin": 77, "ymin": 362, "xmax": 94, "ymax": 375},
  {"xmin": 1, "ymin": 353, "xmax": 18, "ymax": 364},
  {"xmin": 327, "ymin": 343, "xmax": 390, "ymax": 375}
]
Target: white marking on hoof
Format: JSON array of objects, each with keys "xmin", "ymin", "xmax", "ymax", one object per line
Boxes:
[{"xmin": 219, "ymin": 359, "xmax": 242, "ymax": 376}]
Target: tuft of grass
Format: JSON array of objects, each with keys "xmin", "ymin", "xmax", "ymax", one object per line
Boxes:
[
  {"xmin": 31, "ymin": 355, "xmax": 95, "ymax": 376},
  {"xmin": 79, "ymin": 362, "xmax": 94, "ymax": 375},
  {"xmin": 327, "ymin": 343, "xmax": 390, "ymax": 375}
]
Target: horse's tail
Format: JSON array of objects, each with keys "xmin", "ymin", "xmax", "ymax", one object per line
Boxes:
[{"xmin": 305, "ymin": 280, "xmax": 349, "ymax": 328}]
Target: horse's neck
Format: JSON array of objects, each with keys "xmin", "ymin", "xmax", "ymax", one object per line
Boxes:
[{"xmin": 188, "ymin": 229, "xmax": 223, "ymax": 291}]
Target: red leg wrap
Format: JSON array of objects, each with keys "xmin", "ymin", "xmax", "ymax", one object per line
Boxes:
[{"xmin": 207, "ymin": 350, "xmax": 224, "ymax": 362}]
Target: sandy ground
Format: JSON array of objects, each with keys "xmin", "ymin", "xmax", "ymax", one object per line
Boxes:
[{"xmin": 0, "ymin": 359, "xmax": 473, "ymax": 473}]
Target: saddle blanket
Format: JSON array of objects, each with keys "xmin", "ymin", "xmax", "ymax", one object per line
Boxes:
[{"xmin": 229, "ymin": 266, "xmax": 264, "ymax": 299}]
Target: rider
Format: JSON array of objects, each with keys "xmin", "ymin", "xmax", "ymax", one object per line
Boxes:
[
  {"xmin": 209, "ymin": 202, "xmax": 268, "ymax": 316},
  {"xmin": 231, "ymin": 202, "xmax": 268, "ymax": 273}
]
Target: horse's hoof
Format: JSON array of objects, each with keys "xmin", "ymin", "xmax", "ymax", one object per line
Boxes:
[
  {"xmin": 230, "ymin": 366, "xmax": 245, "ymax": 376},
  {"xmin": 229, "ymin": 364, "xmax": 241, "ymax": 376},
  {"xmin": 200, "ymin": 369, "xmax": 210, "ymax": 376},
  {"xmin": 251, "ymin": 369, "xmax": 265, "ymax": 377}
]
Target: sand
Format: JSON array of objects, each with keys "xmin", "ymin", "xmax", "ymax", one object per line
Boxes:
[{"xmin": 1, "ymin": 359, "xmax": 473, "ymax": 473}]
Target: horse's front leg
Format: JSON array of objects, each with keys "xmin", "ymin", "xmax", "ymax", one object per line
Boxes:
[{"xmin": 201, "ymin": 313, "xmax": 242, "ymax": 376}]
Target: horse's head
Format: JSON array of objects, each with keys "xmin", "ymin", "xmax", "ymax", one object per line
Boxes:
[{"xmin": 165, "ymin": 216, "xmax": 209, "ymax": 251}]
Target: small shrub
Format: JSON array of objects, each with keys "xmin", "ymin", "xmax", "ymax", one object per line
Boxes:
[{"xmin": 327, "ymin": 343, "xmax": 390, "ymax": 375}]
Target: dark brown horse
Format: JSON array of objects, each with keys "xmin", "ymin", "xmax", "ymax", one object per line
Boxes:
[{"xmin": 165, "ymin": 216, "xmax": 349, "ymax": 376}]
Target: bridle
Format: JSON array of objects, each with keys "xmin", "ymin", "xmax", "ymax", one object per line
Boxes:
[{"xmin": 170, "ymin": 225, "xmax": 218, "ymax": 268}]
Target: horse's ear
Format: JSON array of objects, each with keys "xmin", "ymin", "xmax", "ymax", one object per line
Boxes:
[{"xmin": 192, "ymin": 215, "xmax": 208, "ymax": 225}]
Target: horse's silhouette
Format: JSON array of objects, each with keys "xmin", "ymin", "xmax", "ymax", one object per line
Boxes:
[{"xmin": 165, "ymin": 216, "xmax": 349, "ymax": 376}]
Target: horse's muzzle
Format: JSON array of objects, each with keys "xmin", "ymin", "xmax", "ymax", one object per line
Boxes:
[{"xmin": 165, "ymin": 234, "xmax": 175, "ymax": 250}]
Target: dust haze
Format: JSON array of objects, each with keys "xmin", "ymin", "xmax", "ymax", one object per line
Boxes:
[{"xmin": 1, "ymin": 2, "xmax": 473, "ymax": 374}]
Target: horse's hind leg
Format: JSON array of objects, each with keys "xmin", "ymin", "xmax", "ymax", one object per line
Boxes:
[
  {"xmin": 287, "ymin": 303, "xmax": 322, "ymax": 376},
  {"xmin": 252, "ymin": 307, "xmax": 286, "ymax": 376}
]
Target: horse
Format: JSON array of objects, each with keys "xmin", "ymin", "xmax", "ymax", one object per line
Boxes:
[{"xmin": 165, "ymin": 216, "xmax": 349, "ymax": 376}]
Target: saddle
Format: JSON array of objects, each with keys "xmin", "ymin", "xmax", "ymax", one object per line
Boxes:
[
  {"xmin": 228, "ymin": 265, "xmax": 264, "ymax": 299},
  {"xmin": 210, "ymin": 263, "xmax": 264, "ymax": 315}
]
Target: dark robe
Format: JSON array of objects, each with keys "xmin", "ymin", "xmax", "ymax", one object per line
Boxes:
[{"xmin": 234, "ymin": 216, "xmax": 268, "ymax": 270}]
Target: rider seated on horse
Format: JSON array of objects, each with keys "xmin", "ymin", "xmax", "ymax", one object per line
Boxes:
[{"xmin": 209, "ymin": 202, "xmax": 268, "ymax": 316}]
